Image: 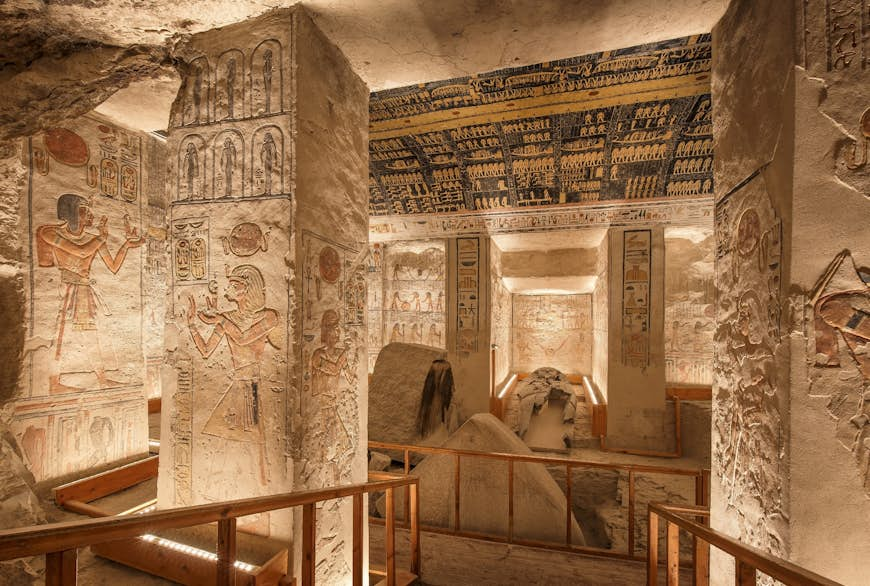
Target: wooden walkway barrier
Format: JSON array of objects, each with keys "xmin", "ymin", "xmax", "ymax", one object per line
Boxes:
[
  {"xmin": 646, "ymin": 502, "xmax": 844, "ymax": 586},
  {"xmin": 369, "ymin": 440, "xmax": 708, "ymax": 561},
  {"xmin": 0, "ymin": 474, "xmax": 420, "ymax": 586}
]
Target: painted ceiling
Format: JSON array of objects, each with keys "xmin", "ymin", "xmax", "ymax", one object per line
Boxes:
[{"xmin": 368, "ymin": 34, "xmax": 713, "ymax": 217}]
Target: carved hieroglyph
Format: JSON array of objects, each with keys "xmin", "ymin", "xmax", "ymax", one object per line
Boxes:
[
  {"xmin": 512, "ymin": 295, "xmax": 592, "ymax": 374},
  {"xmin": 622, "ymin": 230, "xmax": 651, "ymax": 367},
  {"xmin": 456, "ymin": 237, "xmax": 481, "ymax": 353},
  {"xmin": 368, "ymin": 36, "xmax": 713, "ymax": 216},
  {"xmin": 713, "ymin": 175, "xmax": 786, "ymax": 556}
]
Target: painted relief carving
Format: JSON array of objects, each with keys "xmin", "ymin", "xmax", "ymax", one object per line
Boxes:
[
  {"xmin": 842, "ymin": 107, "xmax": 869, "ymax": 170},
  {"xmin": 513, "ymin": 295, "xmax": 592, "ymax": 374},
  {"xmin": 177, "ymin": 135, "xmax": 207, "ymax": 201},
  {"xmin": 664, "ymin": 232, "xmax": 714, "ymax": 385},
  {"xmin": 221, "ymin": 222, "xmax": 268, "ymax": 257},
  {"xmin": 825, "ymin": 0, "xmax": 867, "ymax": 71},
  {"xmin": 36, "ymin": 193, "xmax": 144, "ymax": 393},
  {"xmin": 216, "ymin": 49, "xmax": 244, "ymax": 121},
  {"xmin": 251, "ymin": 40, "xmax": 283, "ymax": 116},
  {"xmin": 212, "ymin": 130, "xmax": 244, "ymax": 198},
  {"xmin": 456, "ymin": 237, "xmax": 480, "ymax": 353},
  {"xmin": 713, "ymin": 177, "xmax": 786, "ymax": 554},
  {"xmin": 186, "ymin": 264, "xmax": 280, "ymax": 485},
  {"xmin": 300, "ymin": 232, "xmax": 364, "ymax": 485},
  {"xmin": 172, "ymin": 218, "xmax": 209, "ymax": 284},
  {"xmin": 368, "ymin": 36, "xmax": 713, "ymax": 216},
  {"xmin": 43, "ymin": 127, "xmax": 89, "ymax": 166},
  {"xmin": 622, "ymin": 230, "xmax": 651, "ymax": 368},
  {"xmin": 33, "ymin": 147, "xmax": 49, "ymax": 175},
  {"xmin": 809, "ymin": 251, "xmax": 870, "ymax": 492},
  {"xmin": 252, "ymin": 126, "xmax": 283, "ymax": 196},
  {"xmin": 366, "ymin": 241, "xmax": 446, "ymax": 371},
  {"xmin": 183, "ymin": 57, "xmax": 210, "ymax": 126}
]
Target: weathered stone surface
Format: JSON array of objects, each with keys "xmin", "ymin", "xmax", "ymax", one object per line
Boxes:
[
  {"xmin": 379, "ymin": 413, "xmax": 585, "ymax": 545},
  {"xmin": 513, "ymin": 367, "xmax": 577, "ymax": 438},
  {"xmin": 368, "ymin": 342, "xmax": 448, "ymax": 445},
  {"xmin": 367, "ymin": 451, "xmax": 392, "ymax": 472},
  {"xmin": 0, "ymin": 422, "xmax": 47, "ymax": 531}
]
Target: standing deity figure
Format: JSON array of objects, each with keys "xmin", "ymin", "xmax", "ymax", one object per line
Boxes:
[
  {"xmin": 309, "ymin": 309, "xmax": 356, "ymax": 479},
  {"xmin": 260, "ymin": 132, "xmax": 277, "ymax": 195},
  {"xmin": 192, "ymin": 66, "xmax": 203, "ymax": 123},
  {"xmin": 220, "ymin": 137, "xmax": 236, "ymax": 197},
  {"xmin": 36, "ymin": 193, "xmax": 145, "ymax": 393},
  {"xmin": 183, "ymin": 143, "xmax": 199, "ymax": 199},
  {"xmin": 186, "ymin": 264, "xmax": 280, "ymax": 485},
  {"xmin": 262, "ymin": 49, "xmax": 273, "ymax": 113},
  {"xmin": 225, "ymin": 58, "xmax": 236, "ymax": 119}
]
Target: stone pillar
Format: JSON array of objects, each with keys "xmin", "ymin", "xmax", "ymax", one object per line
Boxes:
[
  {"xmin": 447, "ymin": 235, "xmax": 491, "ymax": 418},
  {"xmin": 606, "ymin": 226, "xmax": 666, "ymax": 450},
  {"xmin": 159, "ymin": 7, "xmax": 369, "ymax": 582},
  {"xmin": 711, "ymin": 1, "xmax": 870, "ymax": 583},
  {"xmin": 592, "ymin": 231, "xmax": 610, "ymax": 400}
]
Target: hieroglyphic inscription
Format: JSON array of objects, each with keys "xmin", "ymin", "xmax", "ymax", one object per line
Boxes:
[
  {"xmin": 171, "ymin": 217, "xmax": 210, "ymax": 285},
  {"xmin": 173, "ymin": 359, "xmax": 193, "ymax": 506},
  {"xmin": 368, "ymin": 36, "xmax": 713, "ymax": 216},
  {"xmin": 825, "ymin": 0, "xmax": 868, "ymax": 70},
  {"xmin": 366, "ymin": 241, "xmax": 446, "ymax": 371},
  {"xmin": 369, "ymin": 197, "xmax": 713, "ymax": 241},
  {"xmin": 456, "ymin": 237, "xmax": 480, "ymax": 353},
  {"xmin": 622, "ymin": 230, "xmax": 651, "ymax": 367}
]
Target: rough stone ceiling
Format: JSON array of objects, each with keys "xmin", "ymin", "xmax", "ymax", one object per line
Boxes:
[{"xmin": 2, "ymin": 0, "xmax": 728, "ymax": 137}]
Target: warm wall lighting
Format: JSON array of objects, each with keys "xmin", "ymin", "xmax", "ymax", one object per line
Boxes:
[
  {"xmin": 497, "ymin": 374, "xmax": 518, "ymax": 399},
  {"xmin": 583, "ymin": 375, "xmax": 599, "ymax": 405}
]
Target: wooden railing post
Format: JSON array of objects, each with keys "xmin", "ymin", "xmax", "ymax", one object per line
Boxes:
[
  {"xmin": 409, "ymin": 481, "xmax": 420, "ymax": 576},
  {"xmin": 302, "ymin": 503, "xmax": 316, "ymax": 586},
  {"xmin": 507, "ymin": 459, "xmax": 514, "ymax": 543},
  {"xmin": 735, "ymin": 560, "xmax": 757, "ymax": 585},
  {"xmin": 565, "ymin": 464, "xmax": 572, "ymax": 546},
  {"xmin": 666, "ymin": 521, "xmax": 680, "ymax": 586},
  {"xmin": 352, "ymin": 493, "xmax": 363, "ymax": 586},
  {"xmin": 403, "ymin": 448, "xmax": 411, "ymax": 526},
  {"xmin": 628, "ymin": 470, "xmax": 636, "ymax": 556},
  {"xmin": 694, "ymin": 536, "xmax": 710, "ymax": 586},
  {"xmin": 453, "ymin": 454, "xmax": 461, "ymax": 532},
  {"xmin": 216, "ymin": 518, "xmax": 237, "ymax": 586},
  {"xmin": 46, "ymin": 549, "xmax": 77, "ymax": 586},
  {"xmin": 647, "ymin": 510, "xmax": 658, "ymax": 586},
  {"xmin": 385, "ymin": 487, "xmax": 396, "ymax": 586}
]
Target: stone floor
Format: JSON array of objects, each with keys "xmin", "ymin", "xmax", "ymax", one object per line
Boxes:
[{"xmin": 369, "ymin": 523, "xmax": 692, "ymax": 585}]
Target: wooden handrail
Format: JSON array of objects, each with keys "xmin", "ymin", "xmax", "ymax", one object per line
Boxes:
[
  {"xmin": 370, "ymin": 440, "xmax": 708, "ymax": 561},
  {"xmin": 0, "ymin": 474, "xmax": 420, "ymax": 586},
  {"xmin": 647, "ymin": 503, "xmax": 844, "ymax": 586},
  {"xmin": 369, "ymin": 440, "xmax": 703, "ymax": 476}
]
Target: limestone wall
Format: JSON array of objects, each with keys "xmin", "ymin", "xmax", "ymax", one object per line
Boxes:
[
  {"xmin": 366, "ymin": 240, "xmax": 446, "ymax": 372},
  {"xmin": 592, "ymin": 230, "xmax": 609, "ymax": 399},
  {"xmin": 512, "ymin": 294, "xmax": 592, "ymax": 375},
  {"xmin": 664, "ymin": 228, "xmax": 714, "ymax": 386},
  {"xmin": 3, "ymin": 114, "xmax": 164, "ymax": 484},
  {"xmin": 490, "ymin": 243, "xmax": 512, "ymax": 385}
]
